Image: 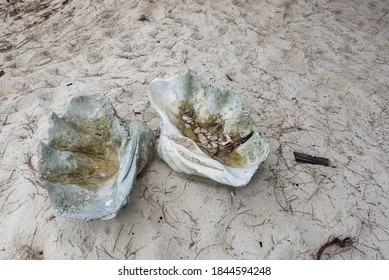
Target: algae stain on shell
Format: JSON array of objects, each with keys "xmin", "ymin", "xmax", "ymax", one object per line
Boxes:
[
  {"xmin": 176, "ymin": 101, "xmax": 247, "ymax": 167},
  {"xmin": 39, "ymin": 111, "xmax": 120, "ymax": 189}
]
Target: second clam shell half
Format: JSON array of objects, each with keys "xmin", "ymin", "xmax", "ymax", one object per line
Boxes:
[
  {"xmin": 37, "ymin": 94, "xmax": 155, "ymax": 220},
  {"xmin": 149, "ymin": 72, "xmax": 269, "ymax": 187}
]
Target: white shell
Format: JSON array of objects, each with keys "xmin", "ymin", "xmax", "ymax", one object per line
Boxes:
[
  {"xmin": 149, "ymin": 72, "xmax": 269, "ymax": 187},
  {"xmin": 37, "ymin": 94, "xmax": 155, "ymax": 220}
]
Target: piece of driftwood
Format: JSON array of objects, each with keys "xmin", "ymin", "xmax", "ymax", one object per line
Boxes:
[{"xmin": 293, "ymin": 152, "xmax": 333, "ymax": 167}]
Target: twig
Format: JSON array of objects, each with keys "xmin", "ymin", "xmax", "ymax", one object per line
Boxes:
[
  {"xmin": 316, "ymin": 237, "xmax": 356, "ymax": 260},
  {"xmin": 24, "ymin": 151, "xmax": 37, "ymax": 173},
  {"xmin": 195, "ymin": 243, "xmax": 222, "ymax": 260},
  {"xmin": 30, "ymin": 227, "xmax": 38, "ymax": 246},
  {"xmin": 1, "ymin": 141, "xmax": 11, "ymax": 158},
  {"xmin": 16, "ymin": 38, "xmax": 30, "ymax": 49},
  {"xmin": 293, "ymin": 151, "xmax": 334, "ymax": 167},
  {"xmin": 96, "ymin": 245, "xmax": 116, "ymax": 260},
  {"xmin": 377, "ymin": 11, "xmax": 387, "ymax": 22},
  {"xmin": 113, "ymin": 224, "xmax": 124, "ymax": 253},
  {"xmin": 124, "ymin": 238, "xmax": 146, "ymax": 259},
  {"xmin": 7, "ymin": 199, "xmax": 27, "ymax": 214},
  {"xmin": 244, "ymin": 217, "xmax": 269, "ymax": 228},
  {"xmin": 225, "ymin": 209, "xmax": 255, "ymax": 230},
  {"xmin": 161, "ymin": 201, "xmax": 179, "ymax": 229},
  {"xmin": 182, "ymin": 209, "xmax": 197, "ymax": 224},
  {"xmin": 264, "ymin": 236, "xmax": 288, "ymax": 259}
]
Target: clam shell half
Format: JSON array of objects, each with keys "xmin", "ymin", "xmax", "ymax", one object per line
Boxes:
[
  {"xmin": 37, "ymin": 94, "xmax": 155, "ymax": 220},
  {"xmin": 149, "ymin": 72, "xmax": 269, "ymax": 187}
]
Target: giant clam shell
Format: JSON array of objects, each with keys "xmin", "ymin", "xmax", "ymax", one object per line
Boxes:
[
  {"xmin": 149, "ymin": 72, "xmax": 269, "ymax": 187},
  {"xmin": 37, "ymin": 94, "xmax": 155, "ymax": 220}
]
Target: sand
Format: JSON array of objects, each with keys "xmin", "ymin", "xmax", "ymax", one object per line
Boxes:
[{"xmin": 0, "ymin": 0, "xmax": 388, "ymax": 260}]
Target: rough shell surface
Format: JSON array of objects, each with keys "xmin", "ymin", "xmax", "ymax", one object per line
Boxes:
[
  {"xmin": 149, "ymin": 72, "xmax": 269, "ymax": 187},
  {"xmin": 37, "ymin": 94, "xmax": 155, "ymax": 220}
]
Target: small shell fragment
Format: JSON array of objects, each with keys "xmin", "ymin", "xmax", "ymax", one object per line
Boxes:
[
  {"xmin": 198, "ymin": 133, "xmax": 208, "ymax": 145},
  {"xmin": 222, "ymin": 134, "xmax": 234, "ymax": 146},
  {"xmin": 211, "ymin": 142, "xmax": 219, "ymax": 149}
]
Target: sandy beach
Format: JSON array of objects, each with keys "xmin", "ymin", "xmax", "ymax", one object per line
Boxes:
[{"xmin": 0, "ymin": 0, "xmax": 388, "ymax": 260}]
